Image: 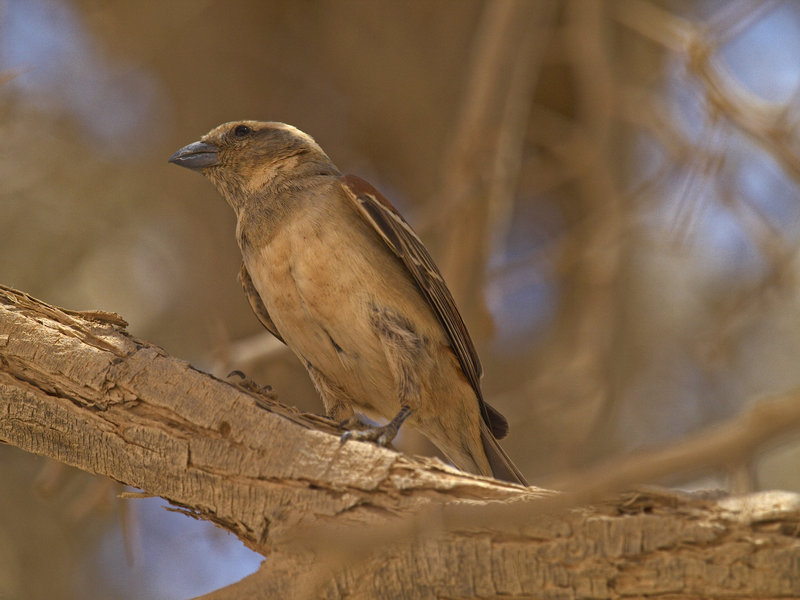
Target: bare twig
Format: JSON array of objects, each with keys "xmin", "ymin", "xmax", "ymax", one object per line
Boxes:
[
  {"xmin": 545, "ymin": 388, "xmax": 800, "ymax": 500},
  {"xmin": 434, "ymin": 0, "xmax": 557, "ymax": 328}
]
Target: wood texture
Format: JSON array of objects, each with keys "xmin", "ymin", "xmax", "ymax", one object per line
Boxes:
[{"xmin": 1, "ymin": 284, "xmax": 799, "ymax": 600}]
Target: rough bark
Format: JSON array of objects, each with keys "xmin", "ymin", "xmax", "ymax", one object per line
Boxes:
[{"xmin": 1, "ymin": 284, "xmax": 799, "ymax": 600}]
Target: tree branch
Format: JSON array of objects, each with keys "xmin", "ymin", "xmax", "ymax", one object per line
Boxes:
[
  {"xmin": 1, "ymin": 284, "xmax": 799, "ymax": 600},
  {"xmin": 435, "ymin": 0, "xmax": 557, "ymax": 329}
]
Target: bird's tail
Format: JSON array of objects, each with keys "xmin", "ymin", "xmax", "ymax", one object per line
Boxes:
[{"xmin": 480, "ymin": 421, "xmax": 528, "ymax": 486}]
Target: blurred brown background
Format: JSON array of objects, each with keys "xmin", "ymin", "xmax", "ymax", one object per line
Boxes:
[{"xmin": 2, "ymin": 0, "xmax": 800, "ymax": 598}]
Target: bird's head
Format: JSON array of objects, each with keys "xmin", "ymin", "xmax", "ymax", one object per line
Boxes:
[{"xmin": 169, "ymin": 121, "xmax": 337, "ymax": 208}]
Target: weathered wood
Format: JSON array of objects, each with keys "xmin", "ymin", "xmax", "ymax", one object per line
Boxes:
[{"xmin": 1, "ymin": 284, "xmax": 799, "ymax": 600}]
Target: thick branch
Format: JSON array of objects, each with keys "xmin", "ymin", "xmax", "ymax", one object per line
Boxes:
[
  {"xmin": 0, "ymin": 286, "xmax": 524, "ymax": 545},
  {"xmin": 1, "ymin": 284, "xmax": 799, "ymax": 600}
]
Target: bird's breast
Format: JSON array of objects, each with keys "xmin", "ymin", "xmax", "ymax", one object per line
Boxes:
[{"xmin": 242, "ymin": 208, "xmax": 397, "ymax": 400}]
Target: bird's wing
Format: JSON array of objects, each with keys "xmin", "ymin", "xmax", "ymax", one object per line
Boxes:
[
  {"xmin": 238, "ymin": 263, "xmax": 286, "ymax": 345},
  {"xmin": 339, "ymin": 175, "xmax": 508, "ymax": 439}
]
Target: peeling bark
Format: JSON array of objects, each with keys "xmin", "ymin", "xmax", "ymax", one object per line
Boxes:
[{"xmin": 1, "ymin": 284, "xmax": 799, "ymax": 600}]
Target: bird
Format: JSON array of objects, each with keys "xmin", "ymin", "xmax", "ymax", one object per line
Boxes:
[{"xmin": 169, "ymin": 121, "xmax": 527, "ymax": 485}]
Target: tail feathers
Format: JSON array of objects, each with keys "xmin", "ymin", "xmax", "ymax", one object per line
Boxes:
[
  {"xmin": 480, "ymin": 400, "xmax": 509, "ymax": 439},
  {"xmin": 480, "ymin": 421, "xmax": 528, "ymax": 486}
]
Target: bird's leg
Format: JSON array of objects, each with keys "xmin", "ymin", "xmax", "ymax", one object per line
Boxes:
[
  {"xmin": 340, "ymin": 306, "xmax": 424, "ymax": 447},
  {"xmin": 304, "ymin": 361, "xmax": 396, "ymax": 440}
]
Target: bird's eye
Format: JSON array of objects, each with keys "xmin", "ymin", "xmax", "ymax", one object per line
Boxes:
[{"xmin": 233, "ymin": 124, "xmax": 251, "ymax": 138}]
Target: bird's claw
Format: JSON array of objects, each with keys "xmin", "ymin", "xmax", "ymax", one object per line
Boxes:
[
  {"xmin": 337, "ymin": 416, "xmax": 365, "ymax": 430},
  {"xmin": 339, "ymin": 423, "xmax": 398, "ymax": 448},
  {"xmin": 226, "ymin": 370, "xmax": 276, "ymax": 400}
]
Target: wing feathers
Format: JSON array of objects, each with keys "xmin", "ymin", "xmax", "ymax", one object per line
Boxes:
[
  {"xmin": 238, "ymin": 263, "xmax": 286, "ymax": 345},
  {"xmin": 339, "ymin": 174, "xmax": 508, "ymax": 437}
]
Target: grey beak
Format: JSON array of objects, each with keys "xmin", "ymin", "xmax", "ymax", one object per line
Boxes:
[{"xmin": 168, "ymin": 141, "xmax": 219, "ymax": 170}]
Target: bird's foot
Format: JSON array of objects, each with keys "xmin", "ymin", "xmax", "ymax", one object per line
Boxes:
[
  {"xmin": 336, "ymin": 415, "xmax": 367, "ymax": 430},
  {"xmin": 339, "ymin": 421, "xmax": 400, "ymax": 447},
  {"xmin": 227, "ymin": 370, "xmax": 277, "ymax": 401},
  {"xmin": 338, "ymin": 405, "xmax": 413, "ymax": 448}
]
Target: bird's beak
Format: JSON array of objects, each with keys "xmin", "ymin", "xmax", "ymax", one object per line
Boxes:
[{"xmin": 168, "ymin": 141, "xmax": 219, "ymax": 170}]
